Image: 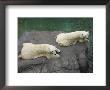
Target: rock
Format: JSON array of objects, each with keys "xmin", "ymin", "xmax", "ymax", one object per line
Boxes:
[{"xmin": 18, "ymin": 31, "xmax": 89, "ymax": 73}]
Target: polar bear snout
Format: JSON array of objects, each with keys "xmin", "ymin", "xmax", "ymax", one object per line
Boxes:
[
  {"xmin": 86, "ymin": 37, "xmax": 88, "ymax": 39},
  {"xmin": 50, "ymin": 51, "xmax": 60, "ymax": 58},
  {"xmin": 55, "ymin": 50, "xmax": 61, "ymax": 54},
  {"xmin": 55, "ymin": 49, "xmax": 61, "ymax": 54},
  {"xmin": 50, "ymin": 49, "xmax": 61, "ymax": 55},
  {"xmin": 50, "ymin": 48, "xmax": 61, "ymax": 58}
]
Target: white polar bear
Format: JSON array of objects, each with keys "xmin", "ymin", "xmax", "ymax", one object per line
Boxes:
[
  {"xmin": 19, "ymin": 43, "xmax": 60, "ymax": 60},
  {"xmin": 56, "ymin": 31, "xmax": 89, "ymax": 46}
]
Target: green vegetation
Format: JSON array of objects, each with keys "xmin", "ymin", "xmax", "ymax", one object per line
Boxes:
[{"xmin": 18, "ymin": 18, "xmax": 93, "ymax": 63}]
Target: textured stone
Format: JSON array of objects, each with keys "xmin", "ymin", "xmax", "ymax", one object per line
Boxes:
[{"xmin": 18, "ymin": 31, "xmax": 89, "ymax": 73}]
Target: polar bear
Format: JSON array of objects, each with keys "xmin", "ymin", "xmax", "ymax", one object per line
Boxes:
[
  {"xmin": 56, "ymin": 31, "xmax": 89, "ymax": 46},
  {"xmin": 19, "ymin": 43, "xmax": 61, "ymax": 60}
]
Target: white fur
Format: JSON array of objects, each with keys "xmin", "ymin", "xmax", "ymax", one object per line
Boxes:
[
  {"xmin": 56, "ymin": 31, "xmax": 89, "ymax": 46},
  {"xmin": 19, "ymin": 43, "xmax": 60, "ymax": 60}
]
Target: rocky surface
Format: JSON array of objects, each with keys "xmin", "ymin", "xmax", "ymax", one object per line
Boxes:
[{"xmin": 18, "ymin": 31, "xmax": 89, "ymax": 73}]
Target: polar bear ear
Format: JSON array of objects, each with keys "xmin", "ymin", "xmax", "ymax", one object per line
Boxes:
[
  {"xmin": 87, "ymin": 31, "xmax": 89, "ymax": 34},
  {"xmin": 86, "ymin": 31, "xmax": 89, "ymax": 36}
]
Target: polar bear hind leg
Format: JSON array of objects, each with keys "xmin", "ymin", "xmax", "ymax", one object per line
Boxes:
[
  {"xmin": 18, "ymin": 54, "xmax": 22, "ymax": 59},
  {"xmin": 59, "ymin": 40, "xmax": 71, "ymax": 46}
]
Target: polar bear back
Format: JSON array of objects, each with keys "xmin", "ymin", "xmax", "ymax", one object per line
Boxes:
[
  {"xmin": 21, "ymin": 43, "xmax": 51, "ymax": 59},
  {"xmin": 56, "ymin": 31, "xmax": 89, "ymax": 46},
  {"xmin": 56, "ymin": 32, "xmax": 81, "ymax": 43}
]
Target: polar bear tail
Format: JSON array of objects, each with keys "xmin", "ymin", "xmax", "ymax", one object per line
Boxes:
[{"xmin": 18, "ymin": 54, "xmax": 22, "ymax": 59}]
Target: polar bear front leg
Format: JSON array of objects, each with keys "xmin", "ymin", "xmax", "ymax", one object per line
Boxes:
[
  {"xmin": 79, "ymin": 38, "xmax": 89, "ymax": 43},
  {"xmin": 72, "ymin": 41, "xmax": 77, "ymax": 45},
  {"xmin": 79, "ymin": 39, "xmax": 84, "ymax": 43},
  {"xmin": 32, "ymin": 56, "xmax": 47, "ymax": 60},
  {"xmin": 32, "ymin": 55, "xmax": 43, "ymax": 60}
]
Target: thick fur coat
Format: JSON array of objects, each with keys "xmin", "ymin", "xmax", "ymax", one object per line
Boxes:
[
  {"xmin": 19, "ymin": 43, "xmax": 60, "ymax": 60},
  {"xmin": 56, "ymin": 31, "xmax": 89, "ymax": 46}
]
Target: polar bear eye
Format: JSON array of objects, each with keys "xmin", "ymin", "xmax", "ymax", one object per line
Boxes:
[
  {"xmin": 50, "ymin": 51, "xmax": 57, "ymax": 55},
  {"xmin": 50, "ymin": 51, "xmax": 54, "ymax": 54},
  {"xmin": 80, "ymin": 34, "xmax": 84, "ymax": 38},
  {"xmin": 82, "ymin": 34, "xmax": 83, "ymax": 36},
  {"xmin": 50, "ymin": 51, "xmax": 56, "ymax": 54}
]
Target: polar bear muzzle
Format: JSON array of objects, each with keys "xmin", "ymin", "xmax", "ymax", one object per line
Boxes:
[
  {"xmin": 50, "ymin": 49, "xmax": 61, "ymax": 55},
  {"xmin": 55, "ymin": 49, "xmax": 61, "ymax": 54}
]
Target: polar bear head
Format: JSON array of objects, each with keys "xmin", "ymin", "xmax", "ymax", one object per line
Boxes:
[
  {"xmin": 49, "ymin": 45, "xmax": 61, "ymax": 58},
  {"xmin": 50, "ymin": 51, "xmax": 60, "ymax": 58},
  {"xmin": 80, "ymin": 31, "xmax": 89, "ymax": 39}
]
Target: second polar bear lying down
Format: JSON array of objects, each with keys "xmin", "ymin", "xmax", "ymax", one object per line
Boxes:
[
  {"xmin": 56, "ymin": 31, "xmax": 89, "ymax": 46},
  {"xmin": 19, "ymin": 43, "xmax": 60, "ymax": 60}
]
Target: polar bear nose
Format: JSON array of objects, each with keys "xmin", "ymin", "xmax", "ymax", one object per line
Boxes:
[{"xmin": 55, "ymin": 50, "xmax": 61, "ymax": 54}]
